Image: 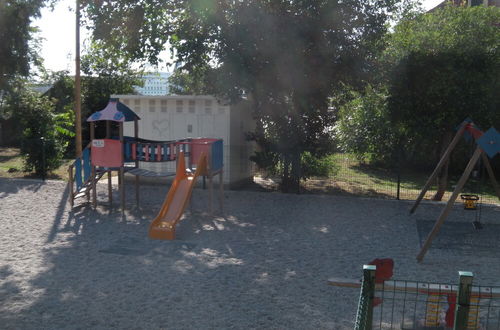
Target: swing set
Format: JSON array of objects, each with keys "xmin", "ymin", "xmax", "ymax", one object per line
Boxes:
[{"xmin": 410, "ymin": 119, "xmax": 500, "ymax": 262}]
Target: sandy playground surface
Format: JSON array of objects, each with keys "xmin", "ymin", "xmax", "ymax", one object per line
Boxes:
[{"xmin": 0, "ymin": 178, "xmax": 499, "ymax": 329}]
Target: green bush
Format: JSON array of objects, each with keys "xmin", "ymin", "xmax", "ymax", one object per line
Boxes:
[
  {"xmin": 252, "ymin": 149, "xmax": 340, "ymax": 180},
  {"xmin": 301, "ymin": 152, "xmax": 340, "ymax": 179},
  {"xmin": 9, "ymin": 88, "xmax": 74, "ymax": 177},
  {"xmin": 334, "ymin": 85, "xmax": 397, "ymax": 165}
]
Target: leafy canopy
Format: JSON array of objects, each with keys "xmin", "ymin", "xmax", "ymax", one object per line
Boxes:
[
  {"xmin": 0, "ymin": 0, "xmax": 46, "ymax": 92},
  {"xmin": 385, "ymin": 5, "xmax": 500, "ymax": 140},
  {"xmin": 83, "ymin": 0, "xmax": 403, "ymax": 190}
]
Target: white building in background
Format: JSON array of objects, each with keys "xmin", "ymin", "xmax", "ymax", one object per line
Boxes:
[
  {"xmin": 134, "ymin": 72, "xmax": 172, "ymax": 96},
  {"xmin": 113, "ymin": 94, "xmax": 256, "ymax": 188}
]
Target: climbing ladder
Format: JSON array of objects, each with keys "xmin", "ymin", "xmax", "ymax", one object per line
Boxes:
[{"xmin": 68, "ymin": 146, "xmax": 105, "ymax": 206}]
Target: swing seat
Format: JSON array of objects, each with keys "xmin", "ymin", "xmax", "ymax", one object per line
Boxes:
[{"xmin": 460, "ymin": 194, "xmax": 479, "ymax": 210}]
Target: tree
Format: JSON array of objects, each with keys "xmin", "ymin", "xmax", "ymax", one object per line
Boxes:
[
  {"xmin": 0, "ymin": 0, "xmax": 45, "ymax": 92},
  {"xmin": 334, "ymin": 85, "xmax": 397, "ymax": 164},
  {"xmin": 44, "ymin": 66, "xmax": 141, "ymax": 152},
  {"xmin": 83, "ymin": 0, "xmax": 401, "ymax": 191},
  {"xmin": 385, "ymin": 5, "xmax": 500, "ymax": 199},
  {"xmin": 4, "ymin": 79, "xmax": 74, "ymax": 177}
]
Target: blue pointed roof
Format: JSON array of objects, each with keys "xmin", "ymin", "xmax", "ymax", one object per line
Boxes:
[{"xmin": 87, "ymin": 98, "xmax": 140, "ymax": 122}]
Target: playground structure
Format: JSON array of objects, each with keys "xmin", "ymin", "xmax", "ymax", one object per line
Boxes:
[
  {"xmin": 115, "ymin": 94, "xmax": 256, "ymax": 187},
  {"xmin": 409, "ymin": 120, "xmax": 500, "ymax": 262},
  {"xmin": 68, "ymin": 98, "xmax": 224, "ymax": 238},
  {"xmin": 329, "ymin": 264, "xmax": 500, "ymax": 329}
]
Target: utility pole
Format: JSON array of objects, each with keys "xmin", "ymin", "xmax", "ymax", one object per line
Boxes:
[{"xmin": 75, "ymin": 0, "xmax": 82, "ymax": 157}]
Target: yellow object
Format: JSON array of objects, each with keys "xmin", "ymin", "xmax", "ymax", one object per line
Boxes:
[
  {"xmin": 460, "ymin": 194, "xmax": 479, "ymax": 210},
  {"xmin": 148, "ymin": 151, "xmax": 207, "ymax": 240},
  {"xmin": 466, "ymin": 296, "xmax": 480, "ymax": 329},
  {"xmin": 424, "ymin": 294, "xmax": 442, "ymax": 327}
]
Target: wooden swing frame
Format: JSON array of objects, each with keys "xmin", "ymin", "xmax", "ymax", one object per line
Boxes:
[{"xmin": 409, "ymin": 121, "xmax": 500, "ymax": 263}]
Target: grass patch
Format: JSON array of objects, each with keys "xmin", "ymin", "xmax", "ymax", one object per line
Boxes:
[
  {"xmin": 0, "ymin": 147, "xmax": 72, "ymax": 180},
  {"xmin": 268, "ymin": 153, "xmax": 499, "ymax": 205}
]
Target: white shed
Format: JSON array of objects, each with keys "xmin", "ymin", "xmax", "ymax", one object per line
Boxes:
[{"xmin": 113, "ymin": 94, "xmax": 255, "ymax": 187}]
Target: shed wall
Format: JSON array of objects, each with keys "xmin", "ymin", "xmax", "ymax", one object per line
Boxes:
[{"xmin": 113, "ymin": 95, "xmax": 254, "ymax": 186}]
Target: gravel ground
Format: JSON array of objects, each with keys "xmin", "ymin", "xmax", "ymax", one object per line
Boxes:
[{"xmin": 0, "ymin": 178, "xmax": 499, "ymax": 329}]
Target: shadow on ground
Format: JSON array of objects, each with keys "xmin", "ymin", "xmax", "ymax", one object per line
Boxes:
[{"xmin": 0, "ymin": 184, "xmax": 348, "ymax": 329}]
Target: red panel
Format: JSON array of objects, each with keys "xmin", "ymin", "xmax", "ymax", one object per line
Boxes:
[
  {"xmin": 190, "ymin": 138, "xmax": 218, "ymax": 166},
  {"xmin": 465, "ymin": 123, "xmax": 484, "ymax": 140},
  {"xmin": 170, "ymin": 144, "xmax": 176, "ymax": 160},
  {"xmin": 91, "ymin": 139, "xmax": 123, "ymax": 167}
]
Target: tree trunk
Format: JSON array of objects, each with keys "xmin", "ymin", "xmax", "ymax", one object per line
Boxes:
[
  {"xmin": 281, "ymin": 150, "xmax": 301, "ymax": 193},
  {"xmin": 281, "ymin": 154, "xmax": 291, "ymax": 193},
  {"xmin": 432, "ymin": 131, "xmax": 453, "ymax": 201},
  {"xmin": 291, "ymin": 149, "xmax": 301, "ymax": 194}
]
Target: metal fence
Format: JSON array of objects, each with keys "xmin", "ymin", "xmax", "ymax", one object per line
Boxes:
[
  {"xmin": 298, "ymin": 154, "xmax": 499, "ymax": 206},
  {"xmin": 351, "ymin": 266, "xmax": 500, "ymax": 330}
]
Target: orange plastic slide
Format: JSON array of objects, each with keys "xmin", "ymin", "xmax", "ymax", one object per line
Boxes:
[{"xmin": 148, "ymin": 151, "xmax": 207, "ymax": 240}]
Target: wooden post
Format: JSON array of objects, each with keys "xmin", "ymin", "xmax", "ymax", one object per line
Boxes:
[
  {"xmin": 135, "ymin": 176, "xmax": 140, "ymax": 206},
  {"xmin": 119, "ymin": 122, "xmax": 125, "ymax": 213},
  {"xmin": 219, "ymin": 170, "xmax": 224, "ymax": 213},
  {"xmin": 454, "ymin": 271, "xmax": 474, "ymax": 330},
  {"xmin": 106, "ymin": 121, "xmax": 111, "ymax": 139},
  {"xmin": 410, "ymin": 122, "xmax": 467, "ymax": 214},
  {"xmin": 134, "ymin": 118, "xmax": 139, "ymax": 206},
  {"xmin": 108, "ymin": 170, "xmax": 112, "ymax": 206},
  {"xmin": 92, "ymin": 165, "xmax": 97, "ymax": 209},
  {"xmin": 88, "ymin": 122, "xmax": 95, "ymax": 203},
  {"xmin": 417, "ymin": 146, "xmax": 482, "ymax": 262},
  {"xmin": 74, "ymin": 0, "xmax": 82, "ymax": 158},
  {"xmin": 175, "ymin": 144, "xmax": 180, "ymax": 171},
  {"xmin": 120, "ymin": 168, "xmax": 125, "ymax": 213},
  {"xmin": 481, "ymin": 152, "xmax": 500, "ymax": 201},
  {"xmin": 209, "ymin": 173, "xmax": 213, "ymax": 215}
]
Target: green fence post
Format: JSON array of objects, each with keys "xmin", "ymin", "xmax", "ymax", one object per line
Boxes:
[
  {"xmin": 355, "ymin": 265, "xmax": 377, "ymax": 330},
  {"xmin": 454, "ymin": 271, "xmax": 473, "ymax": 330}
]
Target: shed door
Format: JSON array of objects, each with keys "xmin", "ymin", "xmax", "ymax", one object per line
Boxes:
[{"xmin": 198, "ymin": 115, "xmax": 214, "ymax": 138}]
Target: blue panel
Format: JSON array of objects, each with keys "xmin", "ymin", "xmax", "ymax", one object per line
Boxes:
[
  {"xmin": 150, "ymin": 144, "xmax": 155, "ymax": 161},
  {"xmin": 127, "ymin": 142, "xmax": 132, "ymax": 161},
  {"xmin": 137, "ymin": 143, "xmax": 143, "ymax": 161},
  {"xmin": 477, "ymin": 128, "xmax": 500, "ymax": 158},
  {"xmin": 74, "ymin": 159, "xmax": 83, "ymax": 190},
  {"xmin": 211, "ymin": 139, "xmax": 224, "ymax": 171},
  {"xmin": 83, "ymin": 148, "xmax": 91, "ymax": 182}
]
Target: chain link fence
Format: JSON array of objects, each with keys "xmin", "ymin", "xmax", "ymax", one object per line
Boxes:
[
  {"xmin": 335, "ymin": 266, "xmax": 500, "ymax": 330},
  {"xmin": 258, "ymin": 153, "xmax": 500, "ymax": 206}
]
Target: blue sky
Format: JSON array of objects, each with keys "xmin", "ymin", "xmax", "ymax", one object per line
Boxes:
[{"xmin": 34, "ymin": 0, "xmax": 443, "ymax": 73}]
